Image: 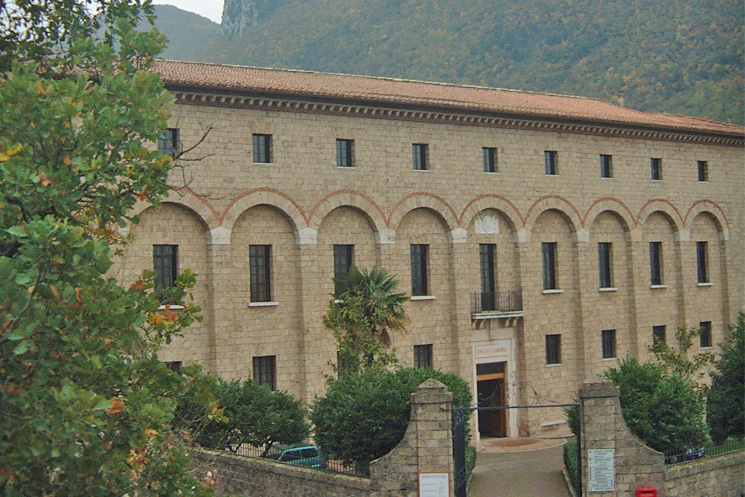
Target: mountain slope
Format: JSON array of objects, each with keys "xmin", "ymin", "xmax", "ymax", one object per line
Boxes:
[{"xmin": 151, "ymin": 5, "xmax": 220, "ymax": 62}]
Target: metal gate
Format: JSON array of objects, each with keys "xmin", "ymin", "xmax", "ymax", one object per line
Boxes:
[{"xmin": 452, "ymin": 404, "xmax": 580, "ymax": 497}]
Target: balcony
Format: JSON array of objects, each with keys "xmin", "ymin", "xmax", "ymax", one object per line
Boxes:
[{"xmin": 471, "ymin": 290, "xmax": 523, "ymax": 320}]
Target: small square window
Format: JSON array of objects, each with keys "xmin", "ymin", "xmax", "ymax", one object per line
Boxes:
[
  {"xmin": 653, "ymin": 325, "xmax": 666, "ymax": 346},
  {"xmin": 413, "ymin": 144, "xmax": 429, "ymax": 171},
  {"xmin": 250, "ymin": 245, "xmax": 272, "ymax": 302},
  {"xmin": 542, "ymin": 242, "xmax": 558, "ymax": 290},
  {"xmin": 253, "ymin": 355, "xmax": 276, "ymax": 390},
  {"xmin": 696, "ymin": 241, "xmax": 709, "ymax": 284},
  {"xmin": 544, "ymin": 151, "xmax": 558, "ymax": 175},
  {"xmin": 153, "ymin": 244, "xmax": 178, "ymax": 299},
  {"xmin": 337, "ymin": 139, "xmax": 354, "ymax": 168},
  {"xmin": 699, "ymin": 321, "xmax": 712, "ymax": 348},
  {"xmin": 600, "ymin": 154, "xmax": 613, "ymax": 178},
  {"xmin": 414, "ymin": 344, "xmax": 433, "ymax": 369},
  {"xmin": 158, "ymin": 128, "xmax": 179, "ymax": 157},
  {"xmin": 649, "ymin": 241, "xmax": 663, "ymax": 285},
  {"xmin": 545, "ymin": 334, "xmax": 561, "ymax": 364},
  {"xmin": 598, "ymin": 242, "xmax": 613, "ymax": 288},
  {"xmin": 601, "ymin": 329, "xmax": 616, "ymax": 359},
  {"xmin": 165, "ymin": 361, "xmax": 182, "ymax": 372},
  {"xmin": 697, "ymin": 161, "xmax": 709, "ymax": 182},
  {"xmin": 651, "ymin": 158, "xmax": 662, "ymax": 180},
  {"xmin": 253, "ymin": 134, "xmax": 273, "ymax": 163},
  {"xmin": 411, "ymin": 244, "xmax": 429, "ymax": 296},
  {"xmin": 483, "ymin": 147, "xmax": 498, "ymax": 173}
]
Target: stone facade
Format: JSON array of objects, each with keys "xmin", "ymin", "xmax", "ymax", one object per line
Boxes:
[{"xmin": 112, "ymin": 61, "xmax": 745, "ymax": 438}]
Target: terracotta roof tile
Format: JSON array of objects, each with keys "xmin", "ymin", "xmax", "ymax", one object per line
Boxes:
[{"xmin": 154, "ymin": 60, "xmax": 745, "ymax": 137}]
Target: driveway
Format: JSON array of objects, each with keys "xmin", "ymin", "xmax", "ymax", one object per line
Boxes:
[{"xmin": 468, "ymin": 438, "xmax": 571, "ymax": 497}]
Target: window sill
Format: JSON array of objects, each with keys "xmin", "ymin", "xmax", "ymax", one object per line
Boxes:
[
  {"xmin": 337, "ymin": 165, "xmax": 356, "ymax": 169},
  {"xmin": 601, "ymin": 357, "xmax": 618, "ymax": 361},
  {"xmin": 411, "ymin": 295, "xmax": 436, "ymax": 301},
  {"xmin": 483, "ymin": 171, "xmax": 499, "ymax": 175},
  {"xmin": 650, "ymin": 285, "xmax": 667, "ymax": 290},
  {"xmin": 601, "ymin": 177, "xmax": 614, "ymax": 180},
  {"xmin": 413, "ymin": 169, "xmax": 431, "ymax": 172},
  {"xmin": 248, "ymin": 301, "xmax": 278, "ymax": 308},
  {"xmin": 651, "ymin": 179, "xmax": 663, "ymax": 183},
  {"xmin": 698, "ymin": 181, "xmax": 709, "ymax": 184},
  {"xmin": 697, "ymin": 282, "xmax": 713, "ymax": 287},
  {"xmin": 545, "ymin": 363, "xmax": 562, "ymax": 367},
  {"xmin": 599, "ymin": 287, "xmax": 618, "ymax": 293},
  {"xmin": 253, "ymin": 162, "xmax": 274, "ymax": 166},
  {"xmin": 700, "ymin": 346, "xmax": 713, "ymax": 350},
  {"xmin": 542, "ymin": 289, "xmax": 563, "ymax": 294},
  {"xmin": 157, "ymin": 304, "xmax": 184, "ymax": 311}
]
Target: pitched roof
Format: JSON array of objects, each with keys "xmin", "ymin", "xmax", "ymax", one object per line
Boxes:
[{"xmin": 154, "ymin": 60, "xmax": 744, "ymax": 137}]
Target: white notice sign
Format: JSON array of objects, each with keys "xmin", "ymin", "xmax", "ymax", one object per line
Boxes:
[
  {"xmin": 588, "ymin": 449, "xmax": 615, "ymax": 493},
  {"xmin": 419, "ymin": 472, "xmax": 449, "ymax": 497}
]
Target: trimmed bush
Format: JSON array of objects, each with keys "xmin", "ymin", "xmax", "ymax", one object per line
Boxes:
[{"xmin": 563, "ymin": 441, "xmax": 580, "ymax": 494}]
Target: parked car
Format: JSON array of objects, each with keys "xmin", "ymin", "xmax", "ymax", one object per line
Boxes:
[{"xmin": 261, "ymin": 443, "xmax": 326, "ymax": 469}]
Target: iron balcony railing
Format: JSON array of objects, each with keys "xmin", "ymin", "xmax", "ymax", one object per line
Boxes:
[{"xmin": 471, "ymin": 290, "xmax": 523, "ymax": 316}]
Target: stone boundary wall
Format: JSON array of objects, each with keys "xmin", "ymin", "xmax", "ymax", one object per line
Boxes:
[
  {"xmin": 190, "ymin": 379, "xmax": 454, "ymax": 497},
  {"xmin": 579, "ymin": 381, "xmax": 745, "ymax": 497}
]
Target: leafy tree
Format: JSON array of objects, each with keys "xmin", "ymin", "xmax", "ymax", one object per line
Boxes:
[
  {"xmin": 311, "ymin": 367, "xmax": 471, "ymax": 472},
  {"xmin": 707, "ymin": 313, "xmax": 745, "ymax": 444},
  {"xmin": 648, "ymin": 324, "xmax": 715, "ymax": 397},
  {"xmin": 604, "ymin": 357, "xmax": 709, "ymax": 454},
  {"xmin": 0, "ymin": 1, "xmax": 210, "ymax": 495},
  {"xmin": 323, "ymin": 266, "xmax": 408, "ymax": 373}
]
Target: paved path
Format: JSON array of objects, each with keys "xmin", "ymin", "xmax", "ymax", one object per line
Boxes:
[{"xmin": 468, "ymin": 438, "xmax": 571, "ymax": 497}]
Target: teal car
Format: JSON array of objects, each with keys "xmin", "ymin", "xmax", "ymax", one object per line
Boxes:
[{"xmin": 262, "ymin": 444, "xmax": 326, "ymax": 469}]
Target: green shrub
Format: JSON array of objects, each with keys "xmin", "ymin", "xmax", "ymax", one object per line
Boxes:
[
  {"xmin": 563, "ymin": 441, "xmax": 580, "ymax": 494},
  {"xmin": 465, "ymin": 445, "xmax": 477, "ymax": 483},
  {"xmin": 707, "ymin": 313, "xmax": 745, "ymax": 444}
]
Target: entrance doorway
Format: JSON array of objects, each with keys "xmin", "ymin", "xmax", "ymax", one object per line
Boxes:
[{"xmin": 476, "ymin": 362, "xmax": 506, "ymax": 437}]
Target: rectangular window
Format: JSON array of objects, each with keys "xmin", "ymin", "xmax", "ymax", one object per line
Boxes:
[
  {"xmin": 253, "ymin": 134, "xmax": 272, "ymax": 163},
  {"xmin": 337, "ymin": 351, "xmax": 353, "ymax": 377},
  {"xmin": 651, "ymin": 158, "xmax": 662, "ymax": 180},
  {"xmin": 333, "ymin": 244, "xmax": 354, "ymax": 296},
  {"xmin": 253, "ymin": 355, "xmax": 276, "ymax": 390},
  {"xmin": 158, "ymin": 128, "xmax": 179, "ymax": 157},
  {"xmin": 336, "ymin": 139, "xmax": 354, "ymax": 168},
  {"xmin": 410, "ymin": 244, "xmax": 429, "ymax": 296},
  {"xmin": 544, "ymin": 150, "xmax": 558, "ymax": 175},
  {"xmin": 653, "ymin": 325, "xmax": 666, "ymax": 346},
  {"xmin": 165, "ymin": 361, "xmax": 182, "ymax": 372},
  {"xmin": 602, "ymin": 329, "xmax": 616, "ymax": 359},
  {"xmin": 699, "ymin": 321, "xmax": 712, "ymax": 348},
  {"xmin": 545, "ymin": 334, "xmax": 561, "ymax": 364},
  {"xmin": 696, "ymin": 241, "xmax": 709, "ymax": 283},
  {"xmin": 542, "ymin": 242, "xmax": 558, "ymax": 290},
  {"xmin": 598, "ymin": 242, "xmax": 613, "ymax": 288},
  {"xmin": 649, "ymin": 241, "xmax": 663, "ymax": 285},
  {"xmin": 414, "ymin": 344, "xmax": 433, "ymax": 369},
  {"xmin": 412, "ymin": 144, "xmax": 428, "ymax": 171},
  {"xmin": 480, "ymin": 244, "xmax": 497, "ymax": 310},
  {"xmin": 697, "ymin": 160, "xmax": 709, "ymax": 182},
  {"xmin": 153, "ymin": 245, "xmax": 178, "ymax": 298},
  {"xmin": 249, "ymin": 245, "xmax": 272, "ymax": 302},
  {"xmin": 483, "ymin": 147, "xmax": 498, "ymax": 173},
  {"xmin": 600, "ymin": 154, "xmax": 613, "ymax": 178}
]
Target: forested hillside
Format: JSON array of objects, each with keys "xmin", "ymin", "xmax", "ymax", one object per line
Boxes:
[
  {"xmin": 153, "ymin": 5, "xmax": 219, "ymax": 62},
  {"xmin": 152, "ymin": 0, "xmax": 744, "ymax": 124}
]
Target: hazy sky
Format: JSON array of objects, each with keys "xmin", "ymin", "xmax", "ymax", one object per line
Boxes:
[{"xmin": 153, "ymin": 0, "xmax": 224, "ymax": 24}]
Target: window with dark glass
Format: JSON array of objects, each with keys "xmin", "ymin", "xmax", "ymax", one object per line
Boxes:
[
  {"xmin": 336, "ymin": 139, "xmax": 354, "ymax": 168},
  {"xmin": 696, "ymin": 241, "xmax": 709, "ymax": 284},
  {"xmin": 153, "ymin": 245, "xmax": 178, "ymax": 298},
  {"xmin": 158, "ymin": 128, "xmax": 179, "ymax": 157},
  {"xmin": 649, "ymin": 241, "xmax": 663, "ymax": 285},
  {"xmin": 253, "ymin": 355, "xmax": 276, "ymax": 390},
  {"xmin": 600, "ymin": 154, "xmax": 613, "ymax": 178},
  {"xmin": 602, "ymin": 329, "xmax": 616, "ymax": 359},
  {"xmin": 249, "ymin": 245, "xmax": 272, "ymax": 302},
  {"xmin": 337, "ymin": 350, "xmax": 353, "ymax": 377},
  {"xmin": 412, "ymin": 144, "xmax": 428, "ymax": 171},
  {"xmin": 483, "ymin": 147, "xmax": 498, "ymax": 173},
  {"xmin": 546, "ymin": 334, "xmax": 561, "ymax": 364},
  {"xmin": 653, "ymin": 325, "xmax": 666, "ymax": 346},
  {"xmin": 542, "ymin": 242, "xmax": 557, "ymax": 290},
  {"xmin": 333, "ymin": 244, "xmax": 354, "ymax": 296},
  {"xmin": 165, "ymin": 361, "xmax": 182, "ymax": 372},
  {"xmin": 480, "ymin": 244, "xmax": 497, "ymax": 310},
  {"xmin": 651, "ymin": 158, "xmax": 662, "ymax": 180},
  {"xmin": 253, "ymin": 134, "xmax": 272, "ymax": 163},
  {"xmin": 414, "ymin": 344, "xmax": 433, "ymax": 369},
  {"xmin": 598, "ymin": 242, "xmax": 613, "ymax": 288},
  {"xmin": 697, "ymin": 160, "xmax": 709, "ymax": 182},
  {"xmin": 544, "ymin": 150, "xmax": 558, "ymax": 175},
  {"xmin": 411, "ymin": 244, "xmax": 429, "ymax": 296},
  {"xmin": 699, "ymin": 321, "xmax": 712, "ymax": 348}
]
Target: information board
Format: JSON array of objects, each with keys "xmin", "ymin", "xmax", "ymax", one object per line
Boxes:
[
  {"xmin": 588, "ymin": 448, "xmax": 615, "ymax": 492},
  {"xmin": 418, "ymin": 472, "xmax": 449, "ymax": 497}
]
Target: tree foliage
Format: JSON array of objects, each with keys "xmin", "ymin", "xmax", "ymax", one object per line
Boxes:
[
  {"xmin": 648, "ymin": 325, "xmax": 715, "ymax": 397},
  {"xmin": 311, "ymin": 367, "xmax": 471, "ymax": 471},
  {"xmin": 604, "ymin": 357, "xmax": 708, "ymax": 454},
  {"xmin": 707, "ymin": 313, "xmax": 745, "ymax": 444},
  {"xmin": 323, "ymin": 266, "xmax": 408, "ymax": 374},
  {"xmin": 0, "ymin": 1, "xmax": 211, "ymax": 495}
]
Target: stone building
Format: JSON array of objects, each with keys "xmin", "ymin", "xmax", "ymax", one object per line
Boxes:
[{"xmin": 113, "ymin": 60, "xmax": 745, "ymax": 439}]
